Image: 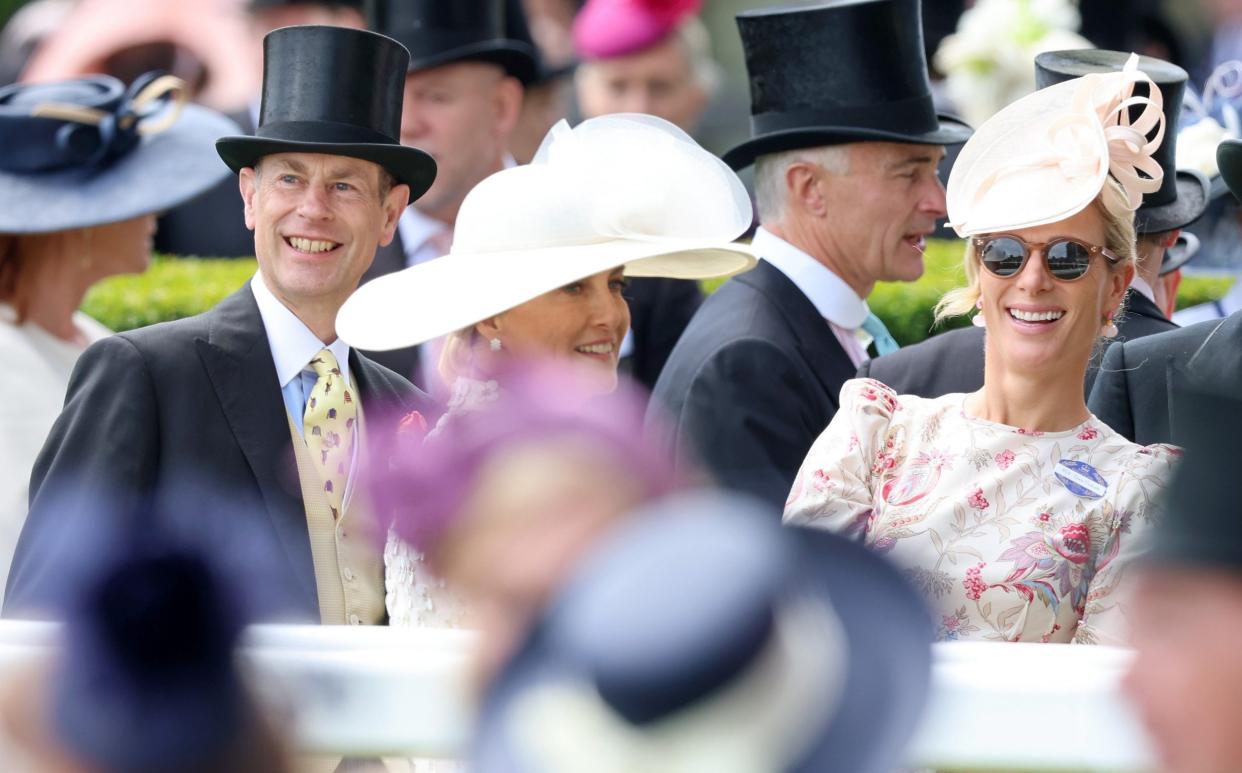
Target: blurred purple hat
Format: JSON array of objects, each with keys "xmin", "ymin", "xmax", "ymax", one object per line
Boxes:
[
  {"xmin": 368, "ymin": 362, "xmax": 689, "ymax": 558},
  {"xmin": 572, "ymin": 0, "xmax": 701, "ymax": 60}
]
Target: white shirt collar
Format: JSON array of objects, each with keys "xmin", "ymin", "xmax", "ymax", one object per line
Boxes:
[
  {"xmin": 751, "ymin": 227, "xmax": 871, "ymax": 329},
  {"xmin": 1129, "ymin": 276, "xmax": 1157, "ymax": 306},
  {"xmin": 250, "ymin": 271, "xmax": 352, "ymax": 389}
]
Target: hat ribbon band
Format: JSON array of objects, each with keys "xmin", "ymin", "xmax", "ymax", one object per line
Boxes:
[
  {"xmin": 750, "ymin": 92, "xmax": 939, "ymax": 137},
  {"xmin": 505, "ymin": 595, "xmax": 849, "ymax": 773}
]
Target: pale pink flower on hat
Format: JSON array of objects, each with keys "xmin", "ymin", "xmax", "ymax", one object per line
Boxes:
[{"xmin": 573, "ymin": 0, "xmax": 701, "ymax": 60}]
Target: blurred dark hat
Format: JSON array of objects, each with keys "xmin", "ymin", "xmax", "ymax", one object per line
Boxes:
[
  {"xmin": 1035, "ymin": 49, "xmax": 1210, "ymax": 235},
  {"xmin": 1220, "ymin": 138, "xmax": 1242, "ymax": 202},
  {"xmin": 1160, "ymin": 231, "xmax": 1200, "ymax": 275},
  {"xmin": 367, "ymin": 0, "xmax": 537, "ymax": 83},
  {"xmin": 0, "ymin": 72, "xmax": 237, "ymax": 234},
  {"xmin": 216, "ymin": 25, "xmax": 436, "ymax": 197},
  {"xmin": 52, "ymin": 547, "xmax": 251, "ymax": 772},
  {"xmin": 507, "ymin": 0, "xmax": 575, "ymax": 85},
  {"xmin": 473, "ymin": 490, "xmax": 933, "ymax": 773},
  {"xmin": 722, "ymin": 0, "xmax": 972, "ymax": 171},
  {"xmin": 1145, "ymin": 385, "xmax": 1241, "ymax": 570}
]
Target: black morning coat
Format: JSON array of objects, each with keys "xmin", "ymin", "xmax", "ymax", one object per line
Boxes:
[
  {"xmin": 860, "ymin": 288, "xmax": 1177, "ymax": 399},
  {"xmin": 4, "ymin": 285, "xmax": 432, "ymax": 617},
  {"xmin": 1089, "ymin": 310, "xmax": 1242, "ymax": 446},
  {"xmin": 646, "ymin": 259, "xmax": 857, "ymax": 510}
]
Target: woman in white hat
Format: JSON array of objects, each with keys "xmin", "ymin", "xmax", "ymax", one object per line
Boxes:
[
  {"xmin": 0, "ymin": 73, "xmax": 236, "ymax": 591},
  {"xmin": 336, "ymin": 112, "xmax": 755, "ymax": 628},
  {"xmin": 785, "ymin": 55, "xmax": 1179, "ymax": 645}
]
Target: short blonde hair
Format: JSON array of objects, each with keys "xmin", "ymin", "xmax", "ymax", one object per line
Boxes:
[{"xmin": 935, "ymin": 177, "xmax": 1138, "ymax": 323}]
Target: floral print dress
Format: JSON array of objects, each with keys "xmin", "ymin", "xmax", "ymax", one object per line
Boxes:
[{"xmin": 784, "ymin": 379, "xmax": 1179, "ymax": 645}]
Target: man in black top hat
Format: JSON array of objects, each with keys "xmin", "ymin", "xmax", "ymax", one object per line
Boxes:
[
  {"xmin": 7, "ymin": 26, "xmax": 437, "ymax": 623},
  {"xmin": 647, "ymin": 0, "xmax": 971, "ymax": 509},
  {"xmin": 1122, "ymin": 385, "xmax": 1242, "ymax": 773},
  {"xmin": 1087, "ymin": 138, "xmax": 1242, "ymax": 445},
  {"xmin": 859, "ymin": 49, "xmax": 1211, "ymax": 400},
  {"xmin": 154, "ymin": 0, "xmax": 369, "ymax": 259},
  {"xmin": 359, "ymin": 0, "xmax": 533, "ymax": 388}
]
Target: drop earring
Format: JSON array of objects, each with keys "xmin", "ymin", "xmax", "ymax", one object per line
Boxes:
[
  {"xmin": 1101, "ymin": 314, "xmax": 1118, "ymax": 339},
  {"xmin": 489, "ymin": 337, "xmax": 503, "ymax": 352},
  {"xmin": 972, "ymin": 298, "xmax": 986, "ymax": 328}
]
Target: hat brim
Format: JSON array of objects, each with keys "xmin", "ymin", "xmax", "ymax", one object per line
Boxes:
[
  {"xmin": 722, "ymin": 115, "xmax": 974, "ymax": 170},
  {"xmin": 405, "ymin": 40, "xmax": 538, "ymax": 85},
  {"xmin": 214, "ymin": 136, "xmax": 436, "ymax": 202},
  {"xmin": 1218, "ymin": 140, "xmax": 1242, "ymax": 202},
  {"xmin": 1135, "ymin": 169, "xmax": 1211, "ymax": 234},
  {"xmin": 0, "ymin": 106, "xmax": 239, "ymax": 235},
  {"xmin": 337, "ymin": 239, "xmax": 757, "ymax": 351},
  {"xmin": 472, "ymin": 526, "xmax": 932, "ymax": 773},
  {"xmin": 1159, "ymin": 231, "xmax": 1200, "ymax": 275}
]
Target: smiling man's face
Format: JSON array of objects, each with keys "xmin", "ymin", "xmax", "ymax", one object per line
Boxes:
[{"xmin": 240, "ymin": 152, "xmax": 407, "ymax": 317}]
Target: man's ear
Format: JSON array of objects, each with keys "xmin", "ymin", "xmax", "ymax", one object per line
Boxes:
[
  {"xmin": 494, "ymin": 76, "xmax": 525, "ymax": 138},
  {"xmin": 378, "ymin": 183, "xmax": 410, "ymax": 247},
  {"xmin": 785, "ymin": 162, "xmax": 827, "ymax": 218},
  {"xmin": 239, "ymin": 168, "xmax": 258, "ymax": 231},
  {"xmin": 474, "ymin": 315, "xmax": 502, "ymax": 339}
]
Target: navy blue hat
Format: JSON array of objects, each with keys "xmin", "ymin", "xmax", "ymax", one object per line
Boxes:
[
  {"xmin": 52, "ymin": 547, "xmax": 252, "ymax": 772},
  {"xmin": 1220, "ymin": 139, "xmax": 1242, "ymax": 203},
  {"xmin": 473, "ymin": 490, "xmax": 933, "ymax": 773},
  {"xmin": 0, "ymin": 72, "xmax": 237, "ymax": 234}
]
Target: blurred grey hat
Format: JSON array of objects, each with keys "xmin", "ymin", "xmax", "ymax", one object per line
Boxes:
[
  {"xmin": 0, "ymin": 72, "xmax": 238, "ymax": 234},
  {"xmin": 473, "ymin": 490, "xmax": 934, "ymax": 773}
]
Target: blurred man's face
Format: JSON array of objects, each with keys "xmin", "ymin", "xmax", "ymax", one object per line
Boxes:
[
  {"xmin": 250, "ymin": 5, "xmax": 364, "ymax": 38},
  {"xmin": 401, "ymin": 62, "xmax": 521, "ymax": 222},
  {"xmin": 1124, "ymin": 569, "xmax": 1242, "ymax": 773},
  {"xmin": 575, "ymin": 34, "xmax": 707, "ymax": 133}
]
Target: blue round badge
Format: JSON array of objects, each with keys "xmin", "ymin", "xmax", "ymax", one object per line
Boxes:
[{"xmin": 1054, "ymin": 459, "xmax": 1108, "ymax": 500}]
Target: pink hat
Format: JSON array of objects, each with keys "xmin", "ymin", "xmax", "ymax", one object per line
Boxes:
[{"xmin": 572, "ymin": 0, "xmax": 701, "ymax": 60}]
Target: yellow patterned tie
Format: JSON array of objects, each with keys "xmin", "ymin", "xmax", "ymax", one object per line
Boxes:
[{"xmin": 303, "ymin": 348, "xmax": 356, "ymax": 521}]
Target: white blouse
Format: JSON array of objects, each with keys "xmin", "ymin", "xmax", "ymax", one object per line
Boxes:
[{"xmin": 784, "ymin": 379, "xmax": 1179, "ymax": 645}]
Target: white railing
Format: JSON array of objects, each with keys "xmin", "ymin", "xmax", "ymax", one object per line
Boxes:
[{"xmin": 0, "ymin": 622, "xmax": 1157, "ymax": 771}]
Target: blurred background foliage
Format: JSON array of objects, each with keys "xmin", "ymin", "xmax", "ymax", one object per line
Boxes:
[{"xmin": 87, "ymin": 244, "xmax": 1234, "ymax": 345}]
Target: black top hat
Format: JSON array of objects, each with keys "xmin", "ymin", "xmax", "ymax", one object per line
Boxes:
[
  {"xmin": 1219, "ymin": 138, "xmax": 1242, "ymax": 203},
  {"xmin": 1035, "ymin": 49, "xmax": 1210, "ymax": 235},
  {"xmin": 474, "ymin": 490, "xmax": 933, "ymax": 773},
  {"xmin": 249, "ymin": 0, "xmax": 362, "ymax": 10},
  {"xmin": 367, "ymin": 0, "xmax": 537, "ymax": 84},
  {"xmin": 505, "ymin": 0, "xmax": 575, "ymax": 86},
  {"xmin": 722, "ymin": 0, "xmax": 973, "ymax": 171},
  {"xmin": 1160, "ymin": 231, "xmax": 1200, "ymax": 275},
  {"xmin": 216, "ymin": 25, "xmax": 436, "ymax": 198},
  {"xmin": 1146, "ymin": 385, "xmax": 1241, "ymax": 570}
]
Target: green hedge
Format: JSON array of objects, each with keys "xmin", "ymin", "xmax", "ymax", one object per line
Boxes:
[{"xmin": 84, "ymin": 244, "xmax": 1235, "ymax": 345}]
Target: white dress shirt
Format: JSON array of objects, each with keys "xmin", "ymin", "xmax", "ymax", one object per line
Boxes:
[
  {"xmin": 1129, "ymin": 276, "xmax": 1157, "ymax": 306},
  {"xmin": 751, "ymin": 227, "xmax": 875, "ymax": 367},
  {"xmin": 250, "ymin": 272, "xmax": 353, "ymax": 437}
]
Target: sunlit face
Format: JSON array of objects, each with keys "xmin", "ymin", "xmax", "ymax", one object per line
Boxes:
[
  {"xmin": 816, "ymin": 142, "xmax": 947, "ymax": 286},
  {"xmin": 239, "ymin": 152, "xmax": 406, "ymax": 316},
  {"xmin": 401, "ymin": 62, "xmax": 517, "ymax": 217},
  {"xmin": 89, "ymin": 213, "xmax": 156, "ymax": 278},
  {"xmin": 481, "ymin": 268, "xmax": 631, "ymax": 394},
  {"xmin": 977, "ymin": 204, "xmax": 1130, "ymax": 375},
  {"xmin": 575, "ymin": 34, "xmax": 706, "ymax": 132},
  {"xmin": 1123, "ymin": 569, "xmax": 1242, "ymax": 773}
]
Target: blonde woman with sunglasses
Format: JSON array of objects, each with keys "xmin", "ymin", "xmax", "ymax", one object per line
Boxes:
[{"xmin": 784, "ymin": 55, "xmax": 1179, "ymax": 646}]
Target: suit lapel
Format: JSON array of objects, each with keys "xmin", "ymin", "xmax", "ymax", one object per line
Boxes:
[
  {"xmin": 738, "ymin": 260, "xmax": 857, "ymax": 403},
  {"xmin": 196, "ymin": 284, "xmax": 318, "ymax": 608},
  {"xmin": 1172, "ymin": 313, "xmax": 1242, "ymax": 442}
]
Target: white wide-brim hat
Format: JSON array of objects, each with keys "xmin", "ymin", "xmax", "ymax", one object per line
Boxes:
[
  {"xmin": 337, "ymin": 114, "xmax": 756, "ymax": 352},
  {"xmin": 947, "ymin": 53, "xmax": 1165, "ymax": 237}
]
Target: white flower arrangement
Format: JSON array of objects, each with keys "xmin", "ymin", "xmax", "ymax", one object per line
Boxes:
[
  {"xmin": 934, "ymin": 0, "xmax": 1092, "ymax": 128},
  {"xmin": 1178, "ymin": 61, "xmax": 1242, "ymax": 180}
]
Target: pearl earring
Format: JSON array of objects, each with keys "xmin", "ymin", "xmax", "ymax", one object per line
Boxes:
[
  {"xmin": 489, "ymin": 337, "xmax": 503, "ymax": 352},
  {"xmin": 1101, "ymin": 314, "xmax": 1118, "ymax": 339},
  {"xmin": 972, "ymin": 298, "xmax": 986, "ymax": 328}
]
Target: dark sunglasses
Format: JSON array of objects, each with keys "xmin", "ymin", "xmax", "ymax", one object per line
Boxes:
[{"xmin": 972, "ymin": 235, "xmax": 1121, "ymax": 282}]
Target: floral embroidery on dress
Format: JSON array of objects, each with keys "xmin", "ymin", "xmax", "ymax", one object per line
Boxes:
[{"xmin": 784, "ymin": 378, "xmax": 1178, "ymax": 645}]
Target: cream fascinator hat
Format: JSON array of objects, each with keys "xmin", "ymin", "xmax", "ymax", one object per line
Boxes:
[
  {"xmin": 337, "ymin": 113, "xmax": 756, "ymax": 351},
  {"xmin": 946, "ymin": 53, "xmax": 1165, "ymax": 237}
]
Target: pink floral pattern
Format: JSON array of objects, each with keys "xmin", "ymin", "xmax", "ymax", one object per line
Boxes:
[{"xmin": 784, "ymin": 378, "xmax": 1178, "ymax": 645}]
